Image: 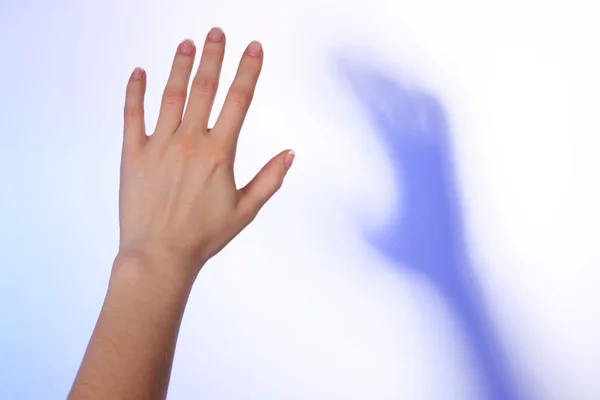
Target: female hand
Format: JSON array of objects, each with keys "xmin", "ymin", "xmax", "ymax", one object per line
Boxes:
[{"xmin": 118, "ymin": 27, "xmax": 294, "ymax": 279}]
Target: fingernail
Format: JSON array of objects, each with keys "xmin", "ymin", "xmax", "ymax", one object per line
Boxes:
[
  {"xmin": 208, "ymin": 27, "xmax": 224, "ymax": 42},
  {"xmin": 132, "ymin": 67, "xmax": 144, "ymax": 79},
  {"xmin": 248, "ymin": 41, "xmax": 262, "ymax": 57},
  {"xmin": 179, "ymin": 39, "xmax": 195, "ymax": 55},
  {"xmin": 284, "ymin": 150, "xmax": 295, "ymax": 169}
]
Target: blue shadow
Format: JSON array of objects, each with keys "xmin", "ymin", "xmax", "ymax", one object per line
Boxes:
[{"xmin": 334, "ymin": 57, "xmax": 519, "ymax": 400}]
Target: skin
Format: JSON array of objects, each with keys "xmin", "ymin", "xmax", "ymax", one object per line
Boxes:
[{"xmin": 68, "ymin": 27, "xmax": 294, "ymax": 400}]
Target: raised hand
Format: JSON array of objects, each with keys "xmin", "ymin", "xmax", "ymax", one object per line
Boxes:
[
  {"xmin": 119, "ymin": 28, "xmax": 294, "ymax": 279},
  {"xmin": 69, "ymin": 29, "xmax": 293, "ymax": 400}
]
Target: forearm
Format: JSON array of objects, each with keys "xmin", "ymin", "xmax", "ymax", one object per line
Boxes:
[{"xmin": 69, "ymin": 253, "xmax": 195, "ymax": 400}]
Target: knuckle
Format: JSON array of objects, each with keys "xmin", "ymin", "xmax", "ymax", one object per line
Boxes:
[
  {"xmin": 269, "ymin": 177, "xmax": 284, "ymax": 195},
  {"xmin": 239, "ymin": 205, "xmax": 258, "ymax": 226},
  {"xmin": 162, "ymin": 88, "xmax": 187, "ymax": 105},
  {"xmin": 124, "ymin": 105, "xmax": 142, "ymax": 119},
  {"xmin": 229, "ymin": 86, "xmax": 253, "ymax": 108},
  {"xmin": 275, "ymin": 177, "xmax": 284, "ymax": 191},
  {"xmin": 192, "ymin": 76, "xmax": 218, "ymax": 96},
  {"xmin": 176, "ymin": 134, "xmax": 199, "ymax": 157}
]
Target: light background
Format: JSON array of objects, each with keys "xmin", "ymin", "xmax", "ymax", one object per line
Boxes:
[{"xmin": 1, "ymin": 0, "xmax": 599, "ymax": 399}]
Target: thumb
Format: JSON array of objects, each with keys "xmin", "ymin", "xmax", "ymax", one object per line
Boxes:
[{"xmin": 238, "ymin": 149, "xmax": 295, "ymax": 222}]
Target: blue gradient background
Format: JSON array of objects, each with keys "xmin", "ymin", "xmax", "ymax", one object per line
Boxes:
[{"xmin": 1, "ymin": 1, "xmax": 600, "ymax": 399}]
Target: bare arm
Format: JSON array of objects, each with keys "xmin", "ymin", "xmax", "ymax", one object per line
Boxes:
[
  {"xmin": 69, "ymin": 253, "xmax": 193, "ymax": 399},
  {"xmin": 68, "ymin": 27, "xmax": 294, "ymax": 400}
]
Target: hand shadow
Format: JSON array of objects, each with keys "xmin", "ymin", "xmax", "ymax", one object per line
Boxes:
[{"xmin": 334, "ymin": 56, "xmax": 520, "ymax": 400}]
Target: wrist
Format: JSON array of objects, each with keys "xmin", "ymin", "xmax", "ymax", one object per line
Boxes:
[{"xmin": 111, "ymin": 249, "xmax": 198, "ymax": 298}]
